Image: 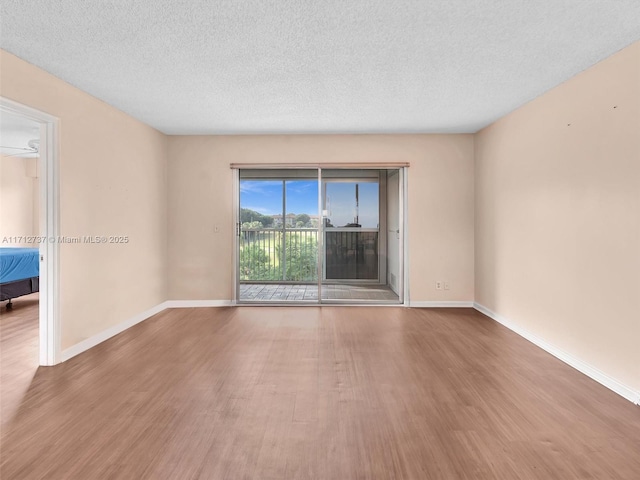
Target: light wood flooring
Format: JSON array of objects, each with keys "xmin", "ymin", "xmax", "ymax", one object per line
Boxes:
[{"xmin": 1, "ymin": 300, "xmax": 639, "ymax": 479}]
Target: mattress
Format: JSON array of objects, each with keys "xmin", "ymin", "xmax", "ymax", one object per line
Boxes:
[{"xmin": 0, "ymin": 248, "xmax": 40, "ymax": 284}]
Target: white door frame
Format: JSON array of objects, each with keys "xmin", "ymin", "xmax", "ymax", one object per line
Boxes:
[
  {"xmin": 233, "ymin": 168, "xmax": 240, "ymax": 303},
  {"xmin": 401, "ymin": 167, "xmax": 409, "ymax": 306},
  {"xmin": 1, "ymin": 97, "xmax": 60, "ymax": 365}
]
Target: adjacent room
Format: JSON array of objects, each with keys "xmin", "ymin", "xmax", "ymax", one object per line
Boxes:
[
  {"xmin": 0, "ymin": 112, "xmax": 41, "ymax": 314},
  {"xmin": 0, "ymin": 1, "xmax": 639, "ymax": 478},
  {"xmin": 0, "ymin": 112, "xmax": 42, "ymax": 419}
]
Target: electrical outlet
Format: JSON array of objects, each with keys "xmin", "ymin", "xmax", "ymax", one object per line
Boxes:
[
  {"xmin": 435, "ymin": 281, "xmax": 442, "ymax": 290},
  {"xmin": 444, "ymin": 281, "xmax": 450, "ymax": 290}
]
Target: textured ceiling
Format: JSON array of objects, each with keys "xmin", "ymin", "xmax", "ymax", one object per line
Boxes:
[{"xmin": 1, "ymin": 1, "xmax": 639, "ymax": 135}]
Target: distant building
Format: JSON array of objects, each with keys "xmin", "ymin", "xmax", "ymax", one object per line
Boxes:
[{"xmin": 271, "ymin": 213, "xmax": 297, "ymax": 227}]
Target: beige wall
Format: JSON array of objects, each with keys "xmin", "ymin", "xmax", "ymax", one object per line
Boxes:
[
  {"xmin": 0, "ymin": 50, "xmax": 168, "ymax": 350},
  {"xmin": 475, "ymin": 42, "xmax": 640, "ymax": 392},
  {"xmin": 167, "ymin": 134, "xmax": 475, "ymax": 303},
  {"xmin": 0, "ymin": 155, "xmax": 38, "ymax": 243}
]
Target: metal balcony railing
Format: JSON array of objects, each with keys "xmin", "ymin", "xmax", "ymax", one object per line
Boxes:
[{"xmin": 239, "ymin": 228, "xmax": 318, "ymax": 282}]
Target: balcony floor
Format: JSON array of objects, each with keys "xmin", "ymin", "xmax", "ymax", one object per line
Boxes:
[{"xmin": 239, "ymin": 283, "xmax": 400, "ymax": 302}]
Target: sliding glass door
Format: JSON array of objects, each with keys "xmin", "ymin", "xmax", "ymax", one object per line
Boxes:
[
  {"xmin": 237, "ymin": 169, "xmax": 319, "ymax": 303},
  {"xmin": 236, "ymin": 167, "xmax": 404, "ymax": 304}
]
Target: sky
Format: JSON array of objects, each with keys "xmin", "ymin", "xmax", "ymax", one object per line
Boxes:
[
  {"xmin": 326, "ymin": 182, "xmax": 378, "ymax": 228},
  {"xmin": 240, "ymin": 180, "xmax": 318, "ymax": 216},
  {"xmin": 240, "ymin": 180, "xmax": 379, "ymax": 228}
]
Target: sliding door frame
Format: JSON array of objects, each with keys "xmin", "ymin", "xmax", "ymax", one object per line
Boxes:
[
  {"xmin": 235, "ymin": 168, "xmax": 320, "ymax": 304},
  {"xmin": 317, "ymin": 168, "xmax": 324, "ymax": 303},
  {"xmin": 232, "ymin": 164, "xmax": 409, "ymax": 306},
  {"xmin": 233, "ymin": 168, "xmax": 240, "ymax": 303}
]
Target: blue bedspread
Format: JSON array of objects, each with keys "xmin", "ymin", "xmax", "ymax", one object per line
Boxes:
[{"xmin": 0, "ymin": 248, "xmax": 40, "ymax": 284}]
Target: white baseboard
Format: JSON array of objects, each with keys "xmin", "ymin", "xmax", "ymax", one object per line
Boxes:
[
  {"xmin": 410, "ymin": 301, "xmax": 474, "ymax": 308},
  {"xmin": 61, "ymin": 301, "xmax": 169, "ymax": 362},
  {"xmin": 165, "ymin": 300, "xmax": 234, "ymax": 308},
  {"xmin": 473, "ymin": 302, "xmax": 640, "ymax": 406}
]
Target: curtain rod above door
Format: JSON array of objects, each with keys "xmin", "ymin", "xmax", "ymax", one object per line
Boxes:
[{"xmin": 230, "ymin": 162, "xmax": 410, "ymax": 169}]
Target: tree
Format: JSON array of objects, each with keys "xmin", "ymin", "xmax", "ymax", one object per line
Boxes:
[
  {"xmin": 294, "ymin": 213, "xmax": 310, "ymax": 226},
  {"xmin": 242, "ymin": 221, "xmax": 263, "ymax": 230},
  {"xmin": 240, "ymin": 208, "xmax": 274, "ymax": 227},
  {"xmin": 239, "ymin": 243, "xmax": 274, "ymax": 280},
  {"xmin": 276, "ymin": 233, "xmax": 318, "ymax": 281}
]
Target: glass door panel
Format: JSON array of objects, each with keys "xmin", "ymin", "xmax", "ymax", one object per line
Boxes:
[
  {"xmin": 238, "ymin": 170, "xmax": 319, "ymax": 303},
  {"xmin": 324, "ymin": 180, "xmax": 379, "ymax": 283},
  {"xmin": 239, "ymin": 179, "xmax": 283, "ymax": 285},
  {"xmin": 324, "ymin": 181, "xmax": 379, "ymax": 229},
  {"xmin": 321, "ymin": 170, "xmax": 400, "ymax": 303},
  {"xmin": 325, "ymin": 230, "xmax": 378, "ymax": 280}
]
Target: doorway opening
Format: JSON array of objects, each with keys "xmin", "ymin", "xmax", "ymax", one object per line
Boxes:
[
  {"xmin": 0, "ymin": 97, "xmax": 59, "ymax": 366},
  {"xmin": 235, "ymin": 167, "xmax": 406, "ymax": 304}
]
